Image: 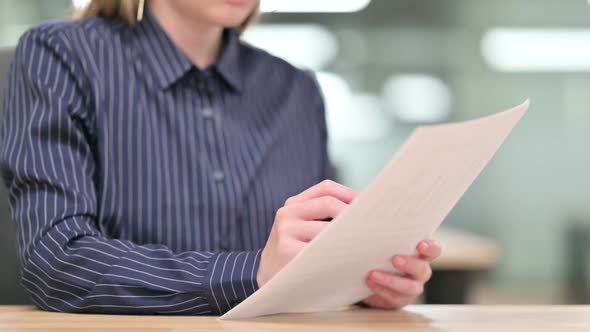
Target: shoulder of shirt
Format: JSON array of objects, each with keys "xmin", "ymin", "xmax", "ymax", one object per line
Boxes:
[
  {"xmin": 17, "ymin": 16, "xmax": 127, "ymax": 55},
  {"xmin": 239, "ymin": 40, "xmax": 319, "ymax": 89},
  {"xmin": 239, "ymin": 41, "xmax": 325, "ymax": 113}
]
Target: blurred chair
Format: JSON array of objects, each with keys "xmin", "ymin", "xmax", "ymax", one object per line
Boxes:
[
  {"xmin": 426, "ymin": 228, "xmax": 499, "ymax": 304},
  {"xmin": 566, "ymin": 222, "xmax": 590, "ymax": 304},
  {"xmin": 0, "ymin": 47, "xmax": 30, "ymax": 304}
]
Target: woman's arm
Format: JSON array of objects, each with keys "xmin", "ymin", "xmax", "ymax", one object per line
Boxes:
[{"xmin": 0, "ymin": 27, "xmax": 260, "ymax": 315}]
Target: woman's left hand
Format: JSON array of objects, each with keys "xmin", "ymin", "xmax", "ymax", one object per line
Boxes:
[{"xmin": 362, "ymin": 239, "xmax": 442, "ymax": 309}]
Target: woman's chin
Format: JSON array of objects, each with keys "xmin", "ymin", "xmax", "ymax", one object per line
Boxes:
[{"xmin": 223, "ymin": 0, "xmax": 255, "ymax": 7}]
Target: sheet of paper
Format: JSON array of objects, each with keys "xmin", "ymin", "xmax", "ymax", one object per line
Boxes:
[{"xmin": 220, "ymin": 100, "xmax": 529, "ymax": 320}]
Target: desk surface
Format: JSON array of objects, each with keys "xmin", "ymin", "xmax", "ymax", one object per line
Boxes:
[{"xmin": 2, "ymin": 305, "xmax": 590, "ymax": 332}]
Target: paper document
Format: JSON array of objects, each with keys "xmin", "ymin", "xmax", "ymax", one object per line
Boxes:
[{"xmin": 220, "ymin": 100, "xmax": 529, "ymax": 320}]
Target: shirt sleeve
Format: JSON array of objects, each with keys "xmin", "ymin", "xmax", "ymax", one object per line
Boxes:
[{"xmin": 0, "ymin": 27, "xmax": 260, "ymax": 315}]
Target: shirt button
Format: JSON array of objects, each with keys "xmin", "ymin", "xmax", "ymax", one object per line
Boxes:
[
  {"xmin": 213, "ymin": 170, "xmax": 225, "ymax": 182},
  {"xmin": 202, "ymin": 107, "xmax": 214, "ymax": 119}
]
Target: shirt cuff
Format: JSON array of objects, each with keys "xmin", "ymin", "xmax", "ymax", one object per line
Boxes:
[{"xmin": 205, "ymin": 249, "xmax": 262, "ymax": 315}]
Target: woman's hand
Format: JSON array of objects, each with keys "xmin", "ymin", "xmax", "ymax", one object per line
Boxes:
[
  {"xmin": 257, "ymin": 180, "xmax": 358, "ymax": 287},
  {"xmin": 362, "ymin": 240, "xmax": 442, "ymax": 309}
]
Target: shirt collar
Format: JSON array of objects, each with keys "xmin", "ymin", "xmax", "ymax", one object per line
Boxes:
[
  {"xmin": 216, "ymin": 29, "xmax": 243, "ymax": 92},
  {"xmin": 131, "ymin": 5, "xmax": 243, "ymax": 92}
]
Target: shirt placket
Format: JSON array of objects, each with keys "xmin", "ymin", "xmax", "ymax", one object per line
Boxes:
[{"xmin": 198, "ymin": 71, "xmax": 233, "ymax": 251}]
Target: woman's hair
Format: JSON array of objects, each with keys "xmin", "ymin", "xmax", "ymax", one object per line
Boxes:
[{"xmin": 75, "ymin": 0, "xmax": 258, "ymax": 36}]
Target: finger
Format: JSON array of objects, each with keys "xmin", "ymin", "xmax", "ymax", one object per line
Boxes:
[
  {"xmin": 365, "ymin": 279, "xmax": 414, "ymax": 309},
  {"xmin": 361, "ymin": 293, "xmax": 392, "ymax": 309},
  {"xmin": 285, "ymin": 180, "xmax": 358, "ymax": 206},
  {"xmin": 416, "ymin": 240, "xmax": 442, "ymax": 261},
  {"xmin": 290, "ymin": 220, "xmax": 331, "ymax": 242},
  {"xmin": 368, "ymin": 270, "xmax": 424, "ymax": 297},
  {"xmin": 289, "ymin": 196, "xmax": 349, "ymax": 220},
  {"xmin": 392, "ymin": 255, "xmax": 432, "ymax": 282}
]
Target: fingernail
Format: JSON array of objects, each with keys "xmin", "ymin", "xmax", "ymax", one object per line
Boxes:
[
  {"xmin": 372, "ymin": 271, "xmax": 385, "ymax": 283},
  {"xmin": 420, "ymin": 241, "xmax": 430, "ymax": 251},
  {"xmin": 393, "ymin": 256, "xmax": 406, "ymax": 267}
]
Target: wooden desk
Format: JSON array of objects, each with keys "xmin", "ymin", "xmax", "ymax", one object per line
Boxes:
[{"xmin": 2, "ymin": 305, "xmax": 589, "ymax": 332}]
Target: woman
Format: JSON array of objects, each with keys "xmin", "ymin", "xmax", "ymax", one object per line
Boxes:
[{"xmin": 0, "ymin": 0, "xmax": 441, "ymax": 314}]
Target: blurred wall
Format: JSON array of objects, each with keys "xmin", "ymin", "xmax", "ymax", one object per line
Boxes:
[{"xmin": 263, "ymin": 0, "xmax": 590, "ymax": 284}]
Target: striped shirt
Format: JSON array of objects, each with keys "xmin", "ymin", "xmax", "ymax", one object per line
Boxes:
[{"xmin": 0, "ymin": 8, "xmax": 332, "ymax": 315}]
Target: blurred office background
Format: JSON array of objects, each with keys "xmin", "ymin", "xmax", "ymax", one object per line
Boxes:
[{"xmin": 1, "ymin": 0, "xmax": 590, "ymax": 305}]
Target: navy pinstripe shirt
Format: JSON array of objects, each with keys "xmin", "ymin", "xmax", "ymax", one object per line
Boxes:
[{"xmin": 0, "ymin": 9, "xmax": 332, "ymax": 315}]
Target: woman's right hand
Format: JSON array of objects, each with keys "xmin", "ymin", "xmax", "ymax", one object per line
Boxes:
[{"xmin": 256, "ymin": 180, "xmax": 358, "ymax": 287}]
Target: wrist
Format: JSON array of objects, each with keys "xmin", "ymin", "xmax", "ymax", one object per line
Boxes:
[{"xmin": 256, "ymin": 250, "xmax": 268, "ymax": 287}]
